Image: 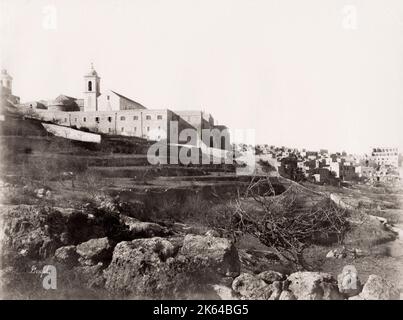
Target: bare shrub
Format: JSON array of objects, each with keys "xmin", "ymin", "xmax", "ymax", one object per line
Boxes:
[
  {"xmin": 76, "ymin": 170, "xmax": 107, "ymax": 199},
  {"xmin": 228, "ymin": 177, "xmax": 350, "ymax": 270}
]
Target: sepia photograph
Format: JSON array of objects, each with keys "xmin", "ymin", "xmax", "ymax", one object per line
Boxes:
[{"xmin": 0, "ymin": 0, "xmax": 402, "ymax": 309}]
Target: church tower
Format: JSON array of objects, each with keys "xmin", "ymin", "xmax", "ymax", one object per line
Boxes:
[
  {"xmin": 83, "ymin": 63, "xmax": 100, "ymax": 111},
  {"xmin": 0, "ymin": 69, "xmax": 13, "ymax": 94}
]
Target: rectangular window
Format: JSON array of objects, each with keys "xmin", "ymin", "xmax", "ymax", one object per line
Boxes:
[
  {"xmin": 120, "ymin": 116, "xmax": 126, "ymax": 121},
  {"xmin": 146, "ymin": 115, "xmax": 151, "ymax": 120},
  {"xmin": 95, "ymin": 117, "xmax": 100, "ymax": 123},
  {"xmin": 107, "ymin": 116, "xmax": 112, "ymax": 122},
  {"xmin": 108, "ymin": 128, "xmax": 112, "ymax": 133},
  {"xmin": 157, "ymin": 115, "xmax": 163, "ymax": 120},
  {"xmin": 133, "ymin": 116, "xmax": 138, "ymax": 120},
  {"xmin": 121, "ymin": 127, "xmax": 124, "ymax": 132},
  {"xmin": 147, "ymin": 126, "xmax": 150, "ymax": 132},
  {"xmin": 107, "ymin": 95, "xmax": 110, "ymax": 100},
  {"xmin": 75, "ymin": 118, "xmax": 77, "ymax": 122},
  {"xmin": 134, "ymin": 127, "xmax": 137, "ymax": 132},
  {"xmin": 64, "ymin": 118, "xmax": 67, "ymax": 122},
  {"xmin": 83, "ymin": 117, "xmax": 86, "ymax": 122}
]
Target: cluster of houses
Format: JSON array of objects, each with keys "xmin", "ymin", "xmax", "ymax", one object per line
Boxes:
[{"xmin": 236, "ymin": 144, "xmax": 400, "ymax": 185}]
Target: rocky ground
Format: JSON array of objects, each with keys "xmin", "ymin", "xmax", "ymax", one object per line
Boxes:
[{"xmin": 0, "ymin": 181, "xmax": 401, "ymax": 300}]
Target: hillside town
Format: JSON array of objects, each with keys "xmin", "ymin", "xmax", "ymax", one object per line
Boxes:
[{"xmin": 233, "ymin": 144, "xmax": 401, "ymax": 185}]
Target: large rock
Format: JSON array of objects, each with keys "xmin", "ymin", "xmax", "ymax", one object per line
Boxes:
[
  {"xmin": 54, "ymin": 245, "xmax": 79, "ymax": 267},
  {"xmin": 120, "ymin": 215, "xmax": 170, "ymax": 238},
  {"xmin": 104, "ymin": 237, "xmax": 177, "ymax": 296},
  {"xmin": 232, "ymin": 273, "xmax": 280, "ymax": 300},
  {"xmin": 211, "ymin": 284, "xmax": 238, "ymax": 300},
  {"xmin": 180, "ymin": 234, "xmax": 240, "ymax": 277},
  {"xmin": 0, "ymin": 205, "xmax": 65, "ymax": 259},
  {"xmin": 73, "ymin": 263, "xmax": 106, "ymax": 289},
  {"xmin": 287, "ymin": 272, "xmax": 343, "ymax": 300},
  {"xmin": 279, "ymin": 290, "xmax": 296, "ymax": 300},
  {"xmin": 359, "ymin": 275, "xmax": 399, "ymax": 300},
  {"xmin": 337, "ymin": 265, "xmax": 362, "ymax": 297},
  {"xmin": 76, "ymin": 237, "xmax": 114, "ymax": 265},
  {"xmin": 257, "ymin": 270, "xmax": 285, "ymax": 284}
]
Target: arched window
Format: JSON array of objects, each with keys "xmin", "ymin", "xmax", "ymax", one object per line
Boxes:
[
  {"xmin": 88, "ymin": 81, "xmax": 92, "ymax": 91},
  {"xmin": 221, "ymin": 136, "xmax": 226, "ymax": 150}
]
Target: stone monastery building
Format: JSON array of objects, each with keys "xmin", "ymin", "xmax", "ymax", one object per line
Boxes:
[{"xmin": 15, "ymin": 64, "xmax": 229, "ymax": 148}]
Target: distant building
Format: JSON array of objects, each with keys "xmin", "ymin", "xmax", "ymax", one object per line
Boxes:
[
  {"xmin": 0, "ymin": 69, "xmax": 20, "ymax": 106},
  {"xmin": 371, "ymin": 147, "xmax": 398, "ymax": 168}
]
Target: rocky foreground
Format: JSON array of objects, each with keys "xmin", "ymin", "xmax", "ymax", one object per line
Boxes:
[{"xmin": 0, "ymin": 201, "xmax": 400, "ymax": 300}]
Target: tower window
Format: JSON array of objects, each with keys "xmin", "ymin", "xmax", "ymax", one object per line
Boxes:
[
  {"xmin": 88, "ymin": 81, "xmax": 92, "ymax": 91},
  {"xmin": 146, "ymin": 115, "xmax": 151, "ymax": 120}
]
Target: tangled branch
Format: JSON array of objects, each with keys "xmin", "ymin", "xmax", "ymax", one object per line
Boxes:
[{"xmin": 230, "ymin": 177, "xmax": 350, "ymax": 270}]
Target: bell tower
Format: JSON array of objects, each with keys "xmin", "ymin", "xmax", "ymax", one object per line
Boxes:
[
  {"xmin": 83, "ymin": 63, "xmax": 100, "ymax": 111},
  {"xmin": 0, "ymin": 69, "xmax": 13, "ymax": 94}
]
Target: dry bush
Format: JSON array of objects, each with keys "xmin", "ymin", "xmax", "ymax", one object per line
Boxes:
[{"xmin": 228, "ymin": 177, "xmax": 350, "ymax": 270}]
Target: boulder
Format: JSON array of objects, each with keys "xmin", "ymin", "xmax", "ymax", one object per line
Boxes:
[
  {"xmin": 257, "ymin": 270, "xmax": 285, "ymax": 284},
  {"xmin": 232, "ymin": 273, "xmax": 278, "ymax": 300},
  {"xmin": 337, "ymin": 265, "xmax": 362, "ymax": 297},
  {"xmin": 359, "ymin": 275, "xmax": 399, "ymax": 300},
  {"xmin": 0, "ymin": 205, "xmax": 66, "ymax": 260},
  {"xmin": 54, "ymin": 245, "xmax": 79, "ymax": 267},
  {"xmin": 287, "ymin": 272, "xmax": 343, "ymax": 300},
  {"xmin": 211, "ymin": 284, "xmax": 238, "ymax": 300},
  {"xmin": 76, "ymin": 237, "xmax": 114, "ymax": 265},
  {"xmin": 279, "ymin": 290, "xmax": 296, "ymax": 300},
  {"xmin": 120, "ymin": 215, "xmax": 170, "ymax": 238},
  {"xmin": 73, "ymin": 263, "xmax": 106, "ymax": 289},
  {"xmin": 35, "ymin": 188, "xmax": 45, "ymax": 198},
  {"xmin": 180, "ymin": 234, "xmax": 240, "ymax": 277},
  {"xmin": 268, "ymin": 281, "xmax": 283, "ymax": 300},
  {"xmin": 104, "ymin": 237, "xmax": 177, "ymax": 296}
]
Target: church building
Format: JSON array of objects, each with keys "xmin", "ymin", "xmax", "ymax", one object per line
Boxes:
[{"xmin": 14, "ymin": 65, "xmax": 230, "ymax": 150}]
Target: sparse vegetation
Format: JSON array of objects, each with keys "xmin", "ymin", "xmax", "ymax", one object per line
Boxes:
[{"xmin": 227, "ymin": 177, "xmax": 350, "ymax": 270}]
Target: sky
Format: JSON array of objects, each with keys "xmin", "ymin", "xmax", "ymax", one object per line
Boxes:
[{"xmin": 1, "ymin": 0, "xmax": 403, "ymax": 154}]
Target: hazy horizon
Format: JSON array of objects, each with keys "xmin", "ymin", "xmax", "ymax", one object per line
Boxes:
[{"xmin": 1, "ymin": 0, "xmax": 403, "ymax": 154}]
